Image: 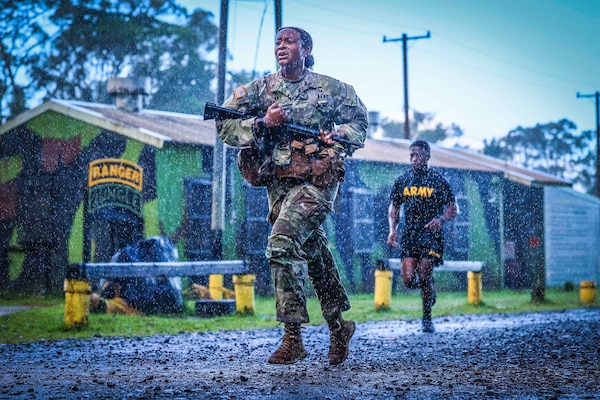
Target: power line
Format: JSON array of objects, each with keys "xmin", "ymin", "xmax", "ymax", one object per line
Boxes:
[
  {"xmin": 436, "ymin": 35, "xmax": 596, "ymax": 88},
  {"xmin": 414, "ymin": 45, "xmax": 589, "ymax": 92},
  {"xmin": 291, "ymin": 0, "xmax": 423, "ymax": 33},
  {"xmin": 288, "ymin": 1, "xmax": 598, "ymax": 89},
  {"xmin": 251, "ymin": 0, "xmax": 269, "ymax": 80}
]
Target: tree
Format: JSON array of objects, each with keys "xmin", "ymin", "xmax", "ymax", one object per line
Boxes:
[
  {"xmin": 0, "ymin": 0, "xmax": 55, "ymax": 121},
  {"xmin": 127, "ymin": 7, "xmax": 220, "ymax": 114},
  {"xmin": 225, "ymin": 69, "xmax": 272, "ymax": 97},
  {"xmin": 482, "ymin": 119, "xmax": 595, "ymax": 193},
  {"xmin": 0, "ymin": 0, "xmax": 219, "ymax": 122},
  {"xmin": 379, "ymin": 110, "xmax": 464, "ymax": 143}
]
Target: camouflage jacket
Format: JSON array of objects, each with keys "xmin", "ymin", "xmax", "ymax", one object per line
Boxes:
[{"xmin": 216, "ymin": 70, "xmax": 368, "ymax": 183}]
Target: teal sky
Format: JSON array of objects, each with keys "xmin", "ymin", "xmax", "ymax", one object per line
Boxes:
[{"xmin": 194, "ymin": 0, "xmax": 600, "ymax": 148}]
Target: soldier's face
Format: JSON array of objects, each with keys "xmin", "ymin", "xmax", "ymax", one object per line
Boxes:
[
  {"xmin": 410, "ymin": 146, "xmax": 430, "ymax": 170},
  {"xmin": 275, "ymin": 29, "xmax": 307, "ymax": 69}
]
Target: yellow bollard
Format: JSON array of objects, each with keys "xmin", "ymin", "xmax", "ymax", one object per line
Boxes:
[
  {"xmin": 580, "ymin": 280, "xmax": 596, "ymax": 303},
  {"xmin": 467, "ymin": 271, "xmax": 482, "ymax": 305},
  {"xmin": 374, "ymin": 269, "xmax": 393, "ymax": 310},
  {"xmin": 64, "ymin": 279, "xmax": 91, "ymax": 328},
  {"xmin": 233, "ymin": 274, "xmax": 255, "ymax": 315},
  {"xmin": 209, "ymin": 274, "xmax": 224, "ymax": 300}
]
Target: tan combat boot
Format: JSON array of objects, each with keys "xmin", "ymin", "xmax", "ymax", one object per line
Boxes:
[
  {"xmin": 268, "ymin": 323, "xmax": 307, "ymax": 364},
  {"xmin": 327, "ymin": 319, "xmax": 356, "ymax": 365}
]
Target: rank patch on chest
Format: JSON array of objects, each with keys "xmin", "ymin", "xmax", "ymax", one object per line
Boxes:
[{"xmin": 233, "ymin": 85, "xmax": 247, "ymax": 99}]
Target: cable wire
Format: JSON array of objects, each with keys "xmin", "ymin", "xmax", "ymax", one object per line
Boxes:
[{"xmin": 252, "ymin": 0, "xmax": 268, "ymax": 80}]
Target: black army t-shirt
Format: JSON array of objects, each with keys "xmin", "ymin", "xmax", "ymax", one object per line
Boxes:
[{"xmin": 390, "ymin": 167, "xmax": 455, "ymax": 236}]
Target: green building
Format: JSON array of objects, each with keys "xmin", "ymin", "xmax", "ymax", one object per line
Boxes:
[{"xmin": 1, "ymin": 82, "xmax": 597, "ymax": 295}]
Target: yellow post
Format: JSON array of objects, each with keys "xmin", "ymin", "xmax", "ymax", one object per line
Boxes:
[
  {"xmin": 209, "ymin": 274, "xmax": 224, "ymax": 300},
  {"xmin": 64, "ymin": 279, "xmax": 91, "ymax": 328},
  {"xmin": 467, "ymin": 271, "xmax": 482, "ymax": 305},
  {"xmin": 580, "ymin": 280, "xmax": 596, "ymax": 303},
  {"xmin": 374, "ymin": 269, "xmax": 393, "ymax": 310},
  {"xmin": 233, "ymin": 274, "xmax": 255, "ymax": 315}
]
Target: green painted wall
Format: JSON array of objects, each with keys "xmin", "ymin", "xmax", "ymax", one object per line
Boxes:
[
  {"xmin": 29, "ymin": 111, "xmax": 101, "ymax": 145},
  {"xmin": 155, "ymin": 144, "xmax": 204, "ymax": 258},
  {"xmin": 2, "ymin": 108, "xmax": 510, "ymax": 292},
  {"xmin": 0, "ymin": 157, "xmax": 22, "ymax": 184},
  {"xmin": 465, "ymin": 174, "xmax": 502, "ymax": 287}
]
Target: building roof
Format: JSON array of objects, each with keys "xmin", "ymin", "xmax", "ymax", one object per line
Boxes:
[
  {"xmin": 0, "ymin": 99, "xmax": 571, "ymax": 187},
  {"xmin": 353, "ymin": 137, "xmax": 571, "ymax": 187},
  {"xmin": 0, "ymin": 99, "xmax": 216, "ymax": 148}
]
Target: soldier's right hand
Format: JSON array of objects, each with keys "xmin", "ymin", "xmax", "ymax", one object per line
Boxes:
[
  {"xmin": 387, "ymin": 231, "xmax": 398, "ymax": 247},
  {"xmin": 262, "ymin": 103, "xmax": 286, "ymax": 128}
]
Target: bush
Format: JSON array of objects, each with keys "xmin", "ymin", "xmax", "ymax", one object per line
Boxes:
[{"xmin": 564, "ymin": 281, "xmax": 575, "ymax": 292}]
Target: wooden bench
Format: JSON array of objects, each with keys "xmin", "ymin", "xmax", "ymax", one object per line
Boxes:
[
  {"xmin": 64, "ymin": 260, "xmax": 254, "ymax": 327},
  {"xmin": 374, "ymin": 258, "xmax": 485, "ymax": 309}
]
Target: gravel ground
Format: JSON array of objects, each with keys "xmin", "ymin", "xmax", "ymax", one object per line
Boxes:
[{"xmin": 1, "ymin": 308, "xmax": 599, "ymax": 400}]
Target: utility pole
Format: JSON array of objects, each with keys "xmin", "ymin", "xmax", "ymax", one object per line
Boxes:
[
  {"xmin": 274, "ymin": 0, "xmax": 282, "ymax": 31},
  {"xmin": 383, "ymin": 31, "xmax": 430, "ymax": 139},
  {"xmin": 274, "ymin": 0, "xmax": 282, "ymax": 71},
  {"xmin": 577, "ymin": 91, "xmax": 600, "ymax": 198},
  {"xmin": 211, "ymin": 0, "xmax": 229, "ymax": 259}
]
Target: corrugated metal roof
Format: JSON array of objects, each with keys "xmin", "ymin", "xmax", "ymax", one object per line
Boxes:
[
  {"xmin": 0, "ymin": 99, "xmax": 571, "ymax": 187},
  {"xmin": 0, "ymin": 99, "xmax": 216, "ymax": 148},
  {"xmin": 72, "ymin": 100, "xmax": 217, "ymax": 147},
  {"xmin": 354, "ymin": 137, "xmax": 571, "ymax": 187}
]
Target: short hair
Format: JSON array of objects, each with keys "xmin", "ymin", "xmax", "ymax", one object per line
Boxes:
[
  {"xmin": 410, "ymin": 140, "xmax": 430, "ymax": 156},
  {"xmin": 278, "ymin": 26, "xmax": 315, "ymax": 68}
]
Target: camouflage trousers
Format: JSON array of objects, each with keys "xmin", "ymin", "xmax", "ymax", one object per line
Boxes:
[{"xmin": 265, "ymin": 182, "xmax": 350, "ymax": 324}]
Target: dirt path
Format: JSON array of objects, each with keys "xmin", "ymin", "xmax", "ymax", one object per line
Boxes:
[
  {"xmin": 0, "ymin": 306, "xmax": 34, "ymax": 317},
  {"xmin": 1, "ymin": 308, "xmax": 599, "ymax": 399}
]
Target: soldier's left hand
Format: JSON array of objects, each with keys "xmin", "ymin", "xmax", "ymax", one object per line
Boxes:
[
  {"xmin": 319, "ymin": 129, "xmax": 343, "ymax": 146},
  {"xmin": 425, "ymin": 218, "xmax": 444, "ymax": 231}
]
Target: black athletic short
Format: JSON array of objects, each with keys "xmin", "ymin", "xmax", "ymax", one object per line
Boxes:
[{"xmin": 400, "ymin": 230, "xmax": 444, "ymax": 266}]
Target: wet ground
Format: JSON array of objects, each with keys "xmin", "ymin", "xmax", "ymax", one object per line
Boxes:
[{"xmin": 1, "ymin": 308, "xmax": 599, "ymax": 399}]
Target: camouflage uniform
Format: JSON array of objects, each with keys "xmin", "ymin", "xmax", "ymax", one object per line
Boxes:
[{"xmin": 217, "ymin": 70, "xmax": 368, "ymax": 324}]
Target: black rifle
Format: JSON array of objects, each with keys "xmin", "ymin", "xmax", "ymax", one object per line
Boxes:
[{"xmin": 203, "ymin": 102, "xmax": 364, "ymax": 149}]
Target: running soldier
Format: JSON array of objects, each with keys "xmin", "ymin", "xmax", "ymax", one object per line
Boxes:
[
  {"xmin": 387, "ymin": 140, "xmax": 457, "ymax": 333},
  {"xmin": 216, "ymin": 27, "xmax": 368, "ymax": 364}
]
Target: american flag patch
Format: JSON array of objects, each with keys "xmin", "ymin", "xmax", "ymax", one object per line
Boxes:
[{"xmin": 233, "ymin": 85, "xmax": 247, "ymax": 99}]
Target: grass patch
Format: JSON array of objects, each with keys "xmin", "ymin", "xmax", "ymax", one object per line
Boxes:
[{"xmin": 0, "ymin": 288, "xmax": 595, "ymax": 344}]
